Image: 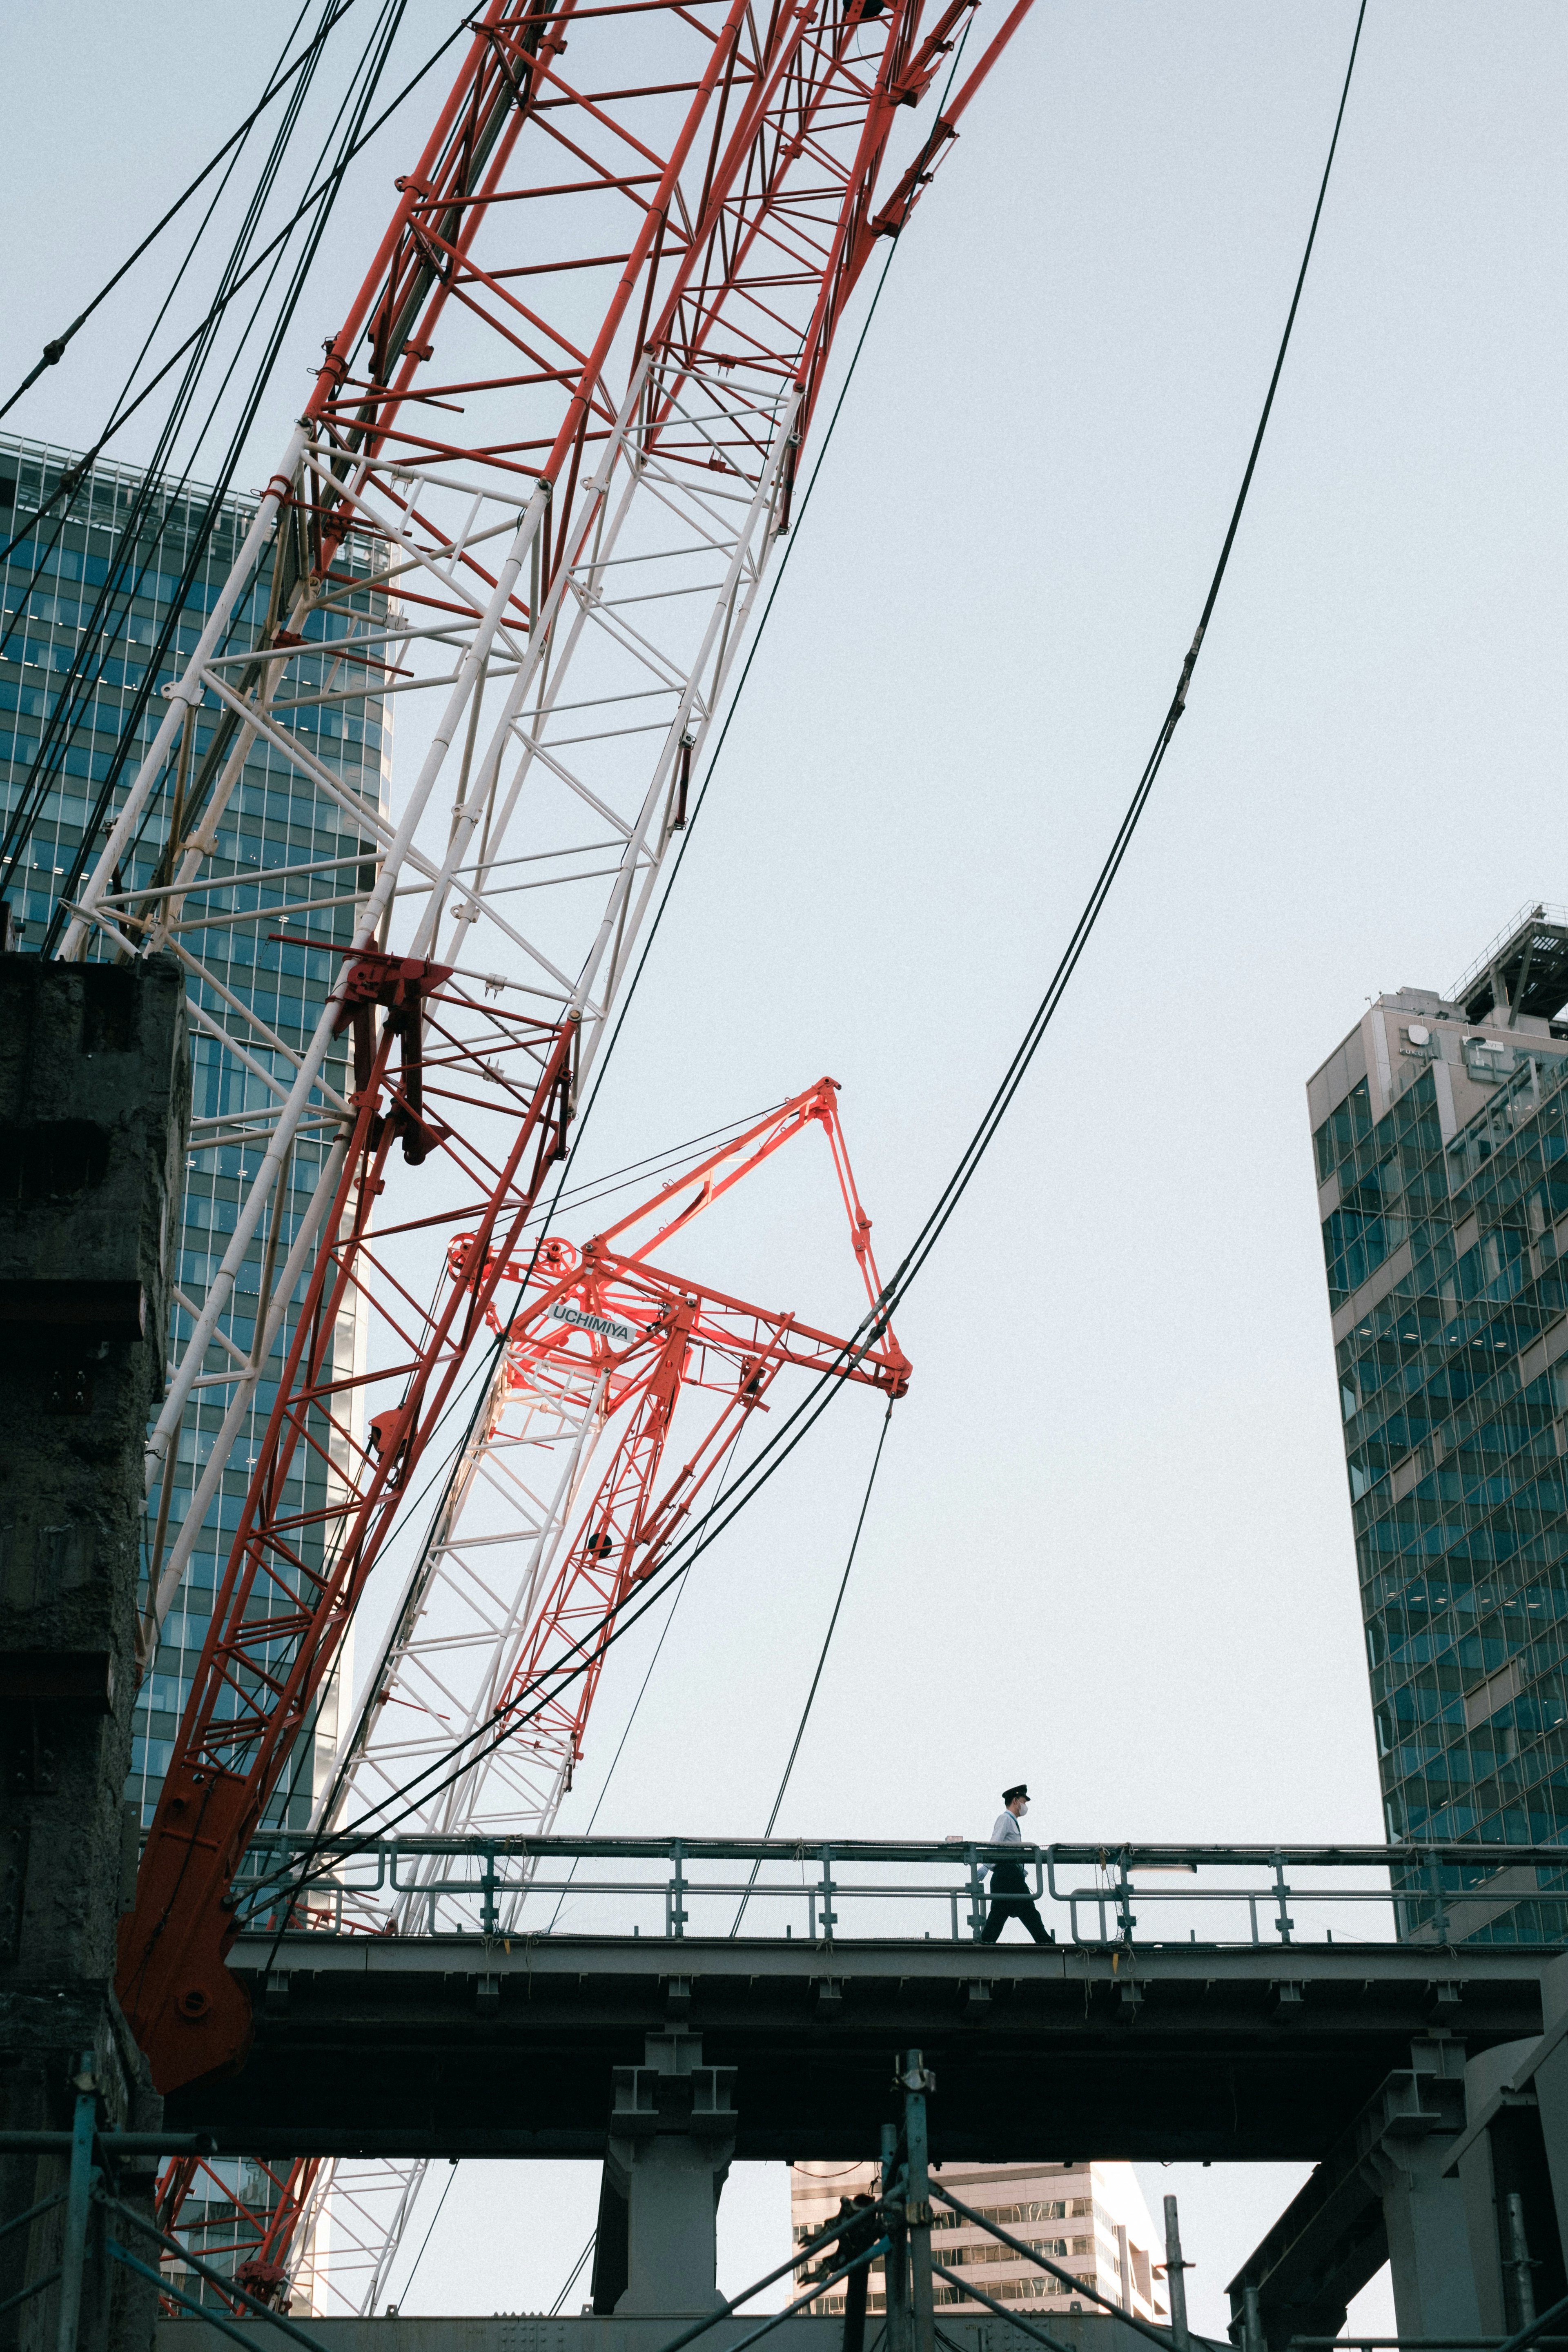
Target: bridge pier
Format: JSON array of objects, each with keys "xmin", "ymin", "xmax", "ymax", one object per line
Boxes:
[
  {"xmin": 590, "ymin": 2028, "xmax": 737, "ymax": 2314},
  {"xmin": 1378, "ymin": 2128, "xmax": 1485, "ymax": 2339}
]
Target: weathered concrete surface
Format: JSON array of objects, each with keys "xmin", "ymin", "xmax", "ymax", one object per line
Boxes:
[
  {"xmin": 0, "ymin": 952, "xmax": 189, "ymax": 2349},
  {"xmin": 155, "ymin": 2312, "xmax": 1180, "ymax": 2352}
]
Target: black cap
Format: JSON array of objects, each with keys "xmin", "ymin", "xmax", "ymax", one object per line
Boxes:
[{"xmin": 1003, "ymin": 1784, "xmax": 1029, "ymax": 1803}]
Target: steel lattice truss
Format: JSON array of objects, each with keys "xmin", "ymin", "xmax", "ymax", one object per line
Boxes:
[
  {"xmin": 119, "ymin": 971, "xmax": 577, "ymax": 2098},
  {"xmin": 318, "ymin": 1077, "xmax": 904, "ymax": 1912},
  {"xmin": 76, "ymin": 0, "xmax": 1032, "ymax": 2315},
  {"xmin": 67, "ymin": 0, "xmax": 1016, "ymax": 1627}
]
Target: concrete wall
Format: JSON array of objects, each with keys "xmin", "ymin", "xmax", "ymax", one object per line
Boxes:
[{"xmin": 0, "ymin": 950, "xmax": 189, "ymax": 2348}]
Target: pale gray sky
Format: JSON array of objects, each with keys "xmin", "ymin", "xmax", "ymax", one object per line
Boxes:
[{"xmin": 5, "ymin": 0, "xmax": 1566, "ymax": 2326}]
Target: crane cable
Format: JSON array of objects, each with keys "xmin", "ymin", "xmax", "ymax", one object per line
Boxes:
[
  {"xmin": 0, "ymin": 0, "xmax": 416, "ymax": 932},
  {"xmin": 0, "ymin": 11, "xmax": 473, "ymax": 580},
  {"xmin": 0, "ymin": 0, "xmax": 363, "ymax": 423},
  {"xmin": 36, "ymin": 0, "xmax": 414, "ymax": 959},
  {"xmin": 0, "ymin": 0, "xmax": 354, "ymax": 882},
  {"xmin": 729, "ymin": 1395, "xmax": 895, "ymax": 1934},
  {"xmin": 256, "ymin": 212, "xmax": 916, "ymax": 1860},
  {"xmin": 243, "ymin": 0, "xmax": 1369, "ymax": 1904},
  {"xmin": 317, "ymin": 14, "xmax": 985, "ymax": 1790}
]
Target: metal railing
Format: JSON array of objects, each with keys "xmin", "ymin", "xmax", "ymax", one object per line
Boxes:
[
  {"xmin": 223, "ymin": 1836, "xmax": 1568, "ymax": 1946},
  {"xmin": 1449, "ymin": 903, "xmax": 1568, "ymax": 1007}
]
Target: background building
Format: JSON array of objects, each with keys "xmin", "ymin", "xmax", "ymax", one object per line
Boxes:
[
  {"xmin": 791, "ymin": 2159, "xmax": 1166, "ymax": 2325},
  {"xmin": 0, "ymin": 430, "xmax": 391, "ymax": 2306},
  {"xmin": 1308, "ymin": 906, "xmax": 1568, "ymax": 1938}
]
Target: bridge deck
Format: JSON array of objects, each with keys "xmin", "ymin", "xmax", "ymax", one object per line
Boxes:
[{"xmin": 164, "ymin": 1934, "xmax": 1559, "ymax": 2162}]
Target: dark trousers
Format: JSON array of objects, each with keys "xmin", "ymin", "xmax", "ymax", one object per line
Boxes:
[{"xmin": 980, "ymin": 1895, "xmax": 1053, "ymax": 1944}]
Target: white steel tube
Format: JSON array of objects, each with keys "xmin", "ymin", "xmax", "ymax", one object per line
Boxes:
[
  {"xmin": 404, "ymin": 363, "xmax": 653, "ymax": 961},
  {"xmin": 60, "ymin": 422, "xmax": 311, "ymax": 961},
  {"xmin": 140, "ymin": 1136, "xmax": 349, "ymax": 1667},
  {"xmin": 141, "ymin": 481, "xmax": 550, "ymax": 1486},
  {"xmin": 571, "ymin": 392, "xmax": 798, "ymax": 1029}
]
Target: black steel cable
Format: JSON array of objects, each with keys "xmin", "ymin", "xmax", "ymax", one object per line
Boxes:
[
  {"xmin": 0, "ymin": 0, "xmax": 326, "ymax": 680},
  {"xmin": 542, "ymin": 1420, "xmax": 748, "ymax": 1932},
  {"xmin": 0, "ymin": 0, "xmax": 348, "ymax": 885},
  {"xmin": 388, "ymin": 2160, "xmax": 459, "ymax": 2314},
  {"xmin": 873, "ymin": 0, "xmax": 1370, "ymax": 1312},
  {"xmin": 249, "ymin": 0, "xmax": 1371, "ymax": 1887},
  {"xmin": 32, "ymin": 0, "xmax": 413, "ymax": 955},
  {"xmin": 548, "ymin": 2228, "xmax": 597, "ymax": 2316},
  {"xmin": 106, "ymin": 0, "xmax": 413, "ymax": 897},
  {"xmin": 0, "ymin": 0, "xmax": 362, "ymax": 423},
  {"xmin": 506, "ymin": 0, "xmax": 1379, "ymax": 1642},
  {"xmin": 0, "ymin": 12, "xmax": 473, "ymax": 577},
  {"xmin": 564, "ymin": 151, "xmax": 920, "ymax": 1158},
  {"xmin": 91, "ymin": 0, "xmax": 326, "ymax": 451},
  {"xmin": 0, "ymin": 0, "xmax": 408, "ymax": 918},
  {"xmin": 239, "ymin": 0, "xmax": 1369, "ymax": 1908},
  {"xmin": 729, "ymin": 1394, "xmax": 894, "ymax": 1932}
]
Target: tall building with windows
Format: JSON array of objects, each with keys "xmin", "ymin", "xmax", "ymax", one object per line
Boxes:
[
  {"xmin": 791, "ymin": 2159, "xmax": 1165, "ymax": 2325},
  {"xmin": 0, "ymin": 431, "xmax": 391, "ymax": 1838},
  {"xmin": 1308, "ymin": 907, "xmax": 1568, "ymax": 1938}
]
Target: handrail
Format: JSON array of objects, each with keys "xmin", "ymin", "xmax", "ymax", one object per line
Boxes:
[
  {"xmin": 234, "ymin": 1834, "xmax": 1568, "ymax": 1867},
  {"xmin": 216, "ymin": 1834, "xmax": 1568, "ymax": 1948}
]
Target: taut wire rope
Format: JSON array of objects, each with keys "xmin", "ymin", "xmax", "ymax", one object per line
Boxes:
[
  {"xmin": 729, "ymin": 1396, "xmax": 895, "ymax": 1934},
  {"xmin": 239, "ymin": 0, "xmax": 1368, "ymax": 1915}
]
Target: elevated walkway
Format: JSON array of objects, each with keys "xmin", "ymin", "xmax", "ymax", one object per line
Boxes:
[{"xmin": 169, "ymin": 1930, "xmax": 1551, "ymax": 2163}]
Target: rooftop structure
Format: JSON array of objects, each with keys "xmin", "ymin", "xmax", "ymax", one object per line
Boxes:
[{"xmin": 1450, "ymin": 903, "xmax": 1568, "ymax": 1029}]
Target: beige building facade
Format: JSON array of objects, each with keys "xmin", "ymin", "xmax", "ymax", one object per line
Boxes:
[{"xmin": 790, "ymin": 2160, "xmax": 1166, "ymax": 2325}]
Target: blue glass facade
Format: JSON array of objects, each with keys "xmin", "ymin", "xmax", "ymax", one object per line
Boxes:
[
  {"xmin": 1312, "ymin": 945, "xmax": 1568, "ymax": 1939},
  {"xmin": 0, "ymin": 432, "xmax": 390, "ymax": 1833}
]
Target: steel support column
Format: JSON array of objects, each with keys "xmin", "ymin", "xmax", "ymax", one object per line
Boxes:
[{"xmin": 594, "ymin": 2031, "xmax": 737, "ymax": 2316}]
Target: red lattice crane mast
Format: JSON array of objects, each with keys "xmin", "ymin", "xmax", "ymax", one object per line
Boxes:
[
  {"xmin": 116, "ymin": 962, "xmax": 575, "ymax": 2092},
  {"xmin": 151, "ymin": 1078, "xmax": 907, "ymax": 2314},
  {"xmin": 79, "ymin": 0, "xmax": 1033, "ymax": 2309},
  {"xmin": 374, "ymin": 1071, "xmax": 910, "ymax": 1900}
]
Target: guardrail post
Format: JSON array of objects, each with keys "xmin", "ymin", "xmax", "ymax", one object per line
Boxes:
[
  {"xmin": 54, "ymin": 2056, "xmax": 98, "ymax": 2352},
  {"xmin": 481, "ymin": 1844, "xmax": 499, "ymax": 1936},
  {"xmin": 898, "ymin": 2050, "xmax": 936, "ymax": 2352},
  {"xmin": 1116, "ymin": 1852, "xmax": 1136, "ymax": 1945},
  {"xmin": 668, "ymin": 1843, "xmax": 688, "ymax": 1939},
  {"xmin": 1272, "ymin": 1855, "xmax": 1294, "ymax": 1946},
  {"xmin": 881, "ymin": 2120, "xmax": 908, "ymax": 2352},
  {"xmin": 1163, "ymin": 2194, "xmax": 1191, "ymax": 2352},
  {"xmin": 967, "ymin": 1850, "xmax": 985, "ymax": 1941},
  {"xmin": 819, "ymin": 1849, "xmax": 837, "ymax": 1942},
  {"xmin": 1424, "ymin": 1849, "xmax": 1450, "ymax": 1946}
]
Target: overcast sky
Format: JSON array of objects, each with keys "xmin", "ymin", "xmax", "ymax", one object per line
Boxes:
[{"xmin": 6, "ymin": 0, "xmax": 1567, "ymax": 2328}]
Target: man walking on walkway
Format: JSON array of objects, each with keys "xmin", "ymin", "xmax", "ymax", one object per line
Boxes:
[{"xmin": 979, "ymin": 1783, "xmax": 1055, "ymax": 1944}]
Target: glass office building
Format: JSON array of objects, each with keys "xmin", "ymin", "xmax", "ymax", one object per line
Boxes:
[
  {"xmin": 791, "ymin": 2159, "xmax": 1166, "ymax": 2325},
  {"xmin": 1309, "ymin": 908, "xmax": 1568, "ymax": 1939},
  {"xmin": 0, "ymin": 430, "xmax": 390, "ymax": 1836}
]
